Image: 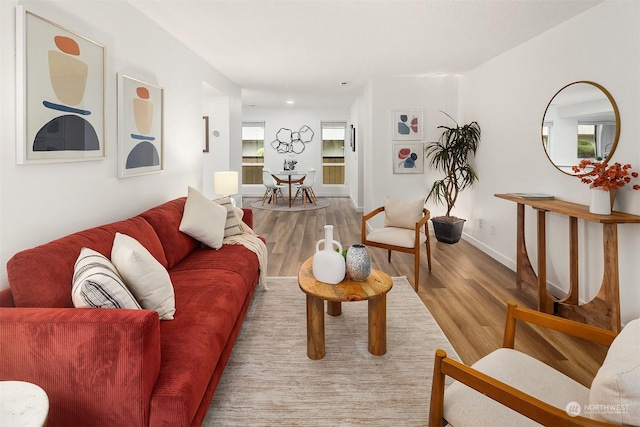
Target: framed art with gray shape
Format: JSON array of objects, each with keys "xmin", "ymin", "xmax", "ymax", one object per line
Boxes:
[
  {"xmin": 393, "ymin": 142, "xmax": 424, "ymax": 174},
  {"xmin": 392, "ymin": 109, "xmax": 423, "ymax": 141},
  {"xmin": 117, "ymin": 74, "xmax": 164, "ymax": 178},
  {"xmin": 16, "ymin": 7, "xmax": 106, "ymax": 164}
]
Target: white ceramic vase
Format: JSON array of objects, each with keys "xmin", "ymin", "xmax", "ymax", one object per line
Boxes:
[
  {"xmin": 312, "ymin": 225, "xmax": 345, "ymax": 284},
  {"xmin": 589, "ymin": 186, "xmax": 614, "ymax": 215}
]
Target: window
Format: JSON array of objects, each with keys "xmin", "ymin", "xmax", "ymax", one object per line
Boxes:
[
  {"xmin": 577, "ymin": 122, "xmax": 616, "ymax": 160},
  {"xmin": 577, "ymin": 124, "xmax": 596, "ymax": 158},
  {"xmin": 321, "ymin": 122, "xmax": 346, "ymax": 185},
  {"xmin": 542, "ymin": 123, "xmax": 551, "ymax": 151},
  {"xmin": 242, "ymin": 122, "xmax": 264, "ymax": 184}
]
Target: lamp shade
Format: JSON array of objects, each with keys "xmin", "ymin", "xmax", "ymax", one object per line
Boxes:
[{"xmin": 214, "ymin": 171, "xmax": 239, "ymax": 196}]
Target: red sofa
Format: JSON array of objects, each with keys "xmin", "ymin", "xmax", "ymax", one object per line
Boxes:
[{"xmin": 0, "ymin": 197, "xmax": 261, "ymax": 426}]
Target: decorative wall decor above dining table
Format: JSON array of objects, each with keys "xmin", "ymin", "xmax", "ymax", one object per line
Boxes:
[{"xmin": 270, "ymin": 125, "xmax": 314, "ymax": 154}]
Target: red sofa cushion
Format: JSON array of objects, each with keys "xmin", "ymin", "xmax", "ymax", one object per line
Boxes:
[
  {"xmin": 170, "ymin": 244, "xmax": 260, "ymax": 289},
  {"xmin": 7, "ymin": 217, "xmax": 167, "ymax": 308},
  {"xmin": 149, "ymin": 256, "xmax": 257, "ymax": 425},
  {"xmin": 138, "ymin": 198, "xmax": 198, "ymax": 269}
]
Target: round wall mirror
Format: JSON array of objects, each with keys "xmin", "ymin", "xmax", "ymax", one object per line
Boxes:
[{"xmin": 541, "ymin": 81, "xmax": 620, "ymax": 176}]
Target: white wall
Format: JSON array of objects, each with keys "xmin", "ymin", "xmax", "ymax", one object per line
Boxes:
[
  {"xmin": 459, "ymin": 0, "xmax": 640, "ymax": 324},
  {"xmin": 348, "ymin": 97, "xmax": 363, "ymax": 210},
  {"xmin": 363, "ymin": 76, "xmax": 458, "ymax": 228},
  {"xmin": 0, "ymin": 0, "xmax": 240, "ymax": 288},
  {"xmin": 241, "ymin": 107, "xmax": 349, "ymax": 197},
  {"xmin": 202, "ymin": 89, "xmax": 231, "ymax": 199}
]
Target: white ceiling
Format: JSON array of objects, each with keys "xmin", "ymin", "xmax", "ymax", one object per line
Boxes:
[{"xmin": 129, "ymin": 0, "xmax": 603, "ymax": 109}]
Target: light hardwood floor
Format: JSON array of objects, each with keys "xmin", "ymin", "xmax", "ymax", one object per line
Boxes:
[{"xmin": 245, "ymin": 196, "xmax": 608, "ymax": 387}]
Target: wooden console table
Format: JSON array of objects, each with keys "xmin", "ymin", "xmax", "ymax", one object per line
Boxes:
[{"xmin": 496, "ymin": 193, "xmax": 640, "ymax": 332}]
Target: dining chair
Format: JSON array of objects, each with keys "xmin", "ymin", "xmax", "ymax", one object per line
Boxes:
[
  {"xmin": 292, "ymin": 168, "xmax": 317, "ymax": 206},
  {"xmin": 361, "ymin": 197, "xmax": 431, "ymax": 291},
  {"xmin": 261, "ymin": 169, "xmax": 285, "ymax": 206}
]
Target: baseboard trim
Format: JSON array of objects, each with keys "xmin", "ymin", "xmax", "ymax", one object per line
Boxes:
[
  {"xmin": 462, "ymin": 233, "xmax": 514, "ymax": 270},
  {"xmin": 462, "ymin": 233, "xmax": 582, "ymax": 305}
]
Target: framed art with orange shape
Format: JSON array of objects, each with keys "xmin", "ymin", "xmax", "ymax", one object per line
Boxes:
[{"xmin": 16, "ymin": 7, "xmax": 106, "ymax": 164}]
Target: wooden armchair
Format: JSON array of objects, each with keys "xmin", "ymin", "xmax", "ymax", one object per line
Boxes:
[
  {"xmin": 429, "ymin": 302, "xmax": 639, "ymax": 427},
  {"xmin": 362, "ymin": 203, "xmax": 431, "ymax": 291}
]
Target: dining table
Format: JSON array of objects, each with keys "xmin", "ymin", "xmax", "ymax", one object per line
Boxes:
[{"xmin": 273, "ymin": 170, "xmax": 307, "ymax": 207}]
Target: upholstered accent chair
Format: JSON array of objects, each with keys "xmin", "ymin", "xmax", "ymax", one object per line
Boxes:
[
  {"xmin": 261, "ymin": 169, "xmax": 285, "ymax": 206},
  {"xmin": 429, "ymin": 301, "xmax": 639, "ymax": 427},
  {"xmin": 362, "ymin": 197, "xmax": 431, "ymax": 291},
  {"xmin": 292, "ymin": 168, "xmax": 317, "ymax": 206}
]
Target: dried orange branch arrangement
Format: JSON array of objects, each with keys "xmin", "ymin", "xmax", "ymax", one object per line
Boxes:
[{"xmin": 572, "ymin": 160, "xmax": 640, "ymax": 191}]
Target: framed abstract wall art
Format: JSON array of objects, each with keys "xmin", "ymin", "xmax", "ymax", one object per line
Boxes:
[
  {"xmin": 393, "ymin": 142, "xmax": 424, "ymax": 174},
  {"xmin": 16, "ymin": 7, "xmax": 106, "ymax": 164},
  {"xmin": 392, "ymin": 109, "xmax": 423, "ymax": 141},
  {"xmin": 117, "ymin": 74, "xmax": 164, "ymax": 178},
  {"xmin": 350, "ymin": 124, "xmax": 356, "ymax": 152}
]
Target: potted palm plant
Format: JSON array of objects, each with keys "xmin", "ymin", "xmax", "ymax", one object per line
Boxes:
[{"xmin": 425, "ymin": 112, "xmax": 481, "ymax": 244}]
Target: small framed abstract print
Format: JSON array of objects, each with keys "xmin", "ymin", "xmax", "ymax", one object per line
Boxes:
[
  {"xmin": 117, "ymin": 74, "xmax": 164, "ymax": 178},
  {"xmin": 393, "ymin": 143, "xmax": 424, "ymax": 174},
  {"xmin": 392, "ymin": 109, "xmax": 423, "ymax": 141}
]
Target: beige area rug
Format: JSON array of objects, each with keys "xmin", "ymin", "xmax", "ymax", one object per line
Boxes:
[
  {"xmin": 250, "ymin": 198, "xmax": 330, "ymax": 212},
  {"xmin": 204, "ymin": 276, "xmax": 460, "ymax": 426}
]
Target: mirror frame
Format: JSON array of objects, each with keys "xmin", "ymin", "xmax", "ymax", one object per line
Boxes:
[{"xmin": 541, "ymin": 80, "xmax": 620, "ymax": 176}]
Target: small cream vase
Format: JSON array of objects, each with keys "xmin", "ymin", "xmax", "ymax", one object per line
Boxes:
[{"xmin": 312, "ymin": 225, "xmax": 345, "ymax": 284}]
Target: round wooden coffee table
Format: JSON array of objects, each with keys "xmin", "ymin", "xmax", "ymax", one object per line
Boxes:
[{"xmin": 298, "ymin": 256, "xmax": 393, "ymax": 359}]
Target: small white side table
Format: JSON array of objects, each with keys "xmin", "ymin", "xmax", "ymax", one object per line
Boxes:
[{"xmin": 0, "ymin": 381, "xmax": 49, "ymax": 427}]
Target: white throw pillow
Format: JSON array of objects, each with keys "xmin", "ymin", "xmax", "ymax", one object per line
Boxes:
[
  {"xmin": 213, "ymin": 196, "xmax": 242, "ymax": 237},
  {"xmin": 179, "ymin": 186, "xmax": 227, "ymax": 249},
  {"xmin": 72, "ymin": 247, "xmax": 142, "ymax": 310},
  {"xmin": 384, "ymin": 196, "xmax": 425, "ymax": 229},
  {"xmin": 589, "ymin": 318, "xmax": 640, "ymax": 426},
  {"xmin": 111, "ymin": 233, "xmax": 176, "ymax": 320}
]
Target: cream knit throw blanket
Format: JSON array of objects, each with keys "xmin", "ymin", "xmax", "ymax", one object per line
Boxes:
[{"xmin": 223, "ymin": 219, "xmax": 269, "ymax": 290}]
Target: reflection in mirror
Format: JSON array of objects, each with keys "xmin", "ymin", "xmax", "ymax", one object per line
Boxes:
[{"xmin": 542, "ymin": 81, "xmax": 619, "ymax": 175}]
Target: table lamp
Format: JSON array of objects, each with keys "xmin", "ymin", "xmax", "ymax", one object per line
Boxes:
[{"xmin": 214, "ymin": 171, "xmax": 239, "ymax": 204}]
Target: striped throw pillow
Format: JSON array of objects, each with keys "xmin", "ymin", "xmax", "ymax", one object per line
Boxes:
[
  {"xmin": 72, "ymin": 247, "xmax": 141, "ymax": 310},
  {"xmin": 214, "ymin": 197, "xmax": 242, "ymax": 237}
]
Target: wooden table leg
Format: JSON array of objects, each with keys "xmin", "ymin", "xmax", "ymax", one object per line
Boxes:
[
  {"xmin": 327, "ymin": 301, "xmax": 341, "ymax": 316},
  {"xmin": 516, "ymin": 203, "xmax": 526, "ymax": 288},
  {"xmin": 288, "ymin": 176, "xmax": 293, "ymax": 207},
  {"xmin": 368, "ymin": 294, "xmax": 387, "ymax": 356},
  {"xmin": 561, "ymin": 216, "xmax": 579, "ymax": 305},
  {"xmin": 602, "ymin": 223, "xmax": 621, "ymax": 332},
  {"xmin": 557, "ymin": 223, "xmax": 621, "ymax": 332},
  {"xmin": 536, "ymin": 209, "xmax": 553, "ymax": 313},
  {"xmin": 306, "ymin": 294, "xmax": 325, "ymax": 359}
]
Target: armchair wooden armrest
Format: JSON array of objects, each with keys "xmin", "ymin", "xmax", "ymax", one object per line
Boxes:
[
  {"xmin": 362, "ymin": 206, "xmax": 384, "ymax": 229},
  {"xmin": 429, "ymin": 349, "xmax": 619, "ymax": 427},
  {"xmin": 429, "ymin": 301, "xmax": 620, "ymax": 427},
  {"xmin": 502, "ymin": 301, "xmax": 617, "ymax": 348},
  {"xmin": 416, "ymin": 208, "xmax": 430, "ymax": 229}
]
